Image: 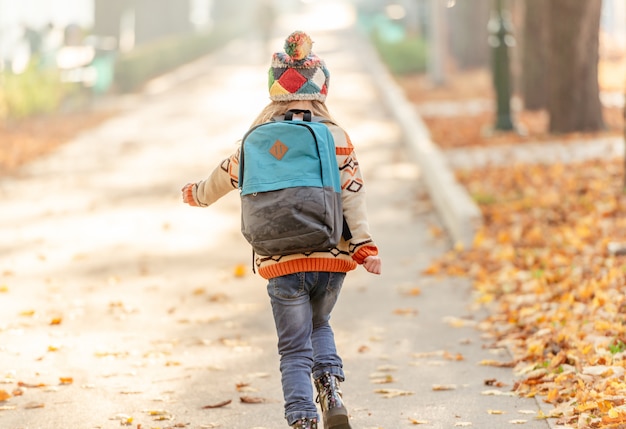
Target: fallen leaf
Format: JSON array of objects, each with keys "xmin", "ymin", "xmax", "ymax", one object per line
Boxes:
[
  {"xmin": 393, "ymin": 308, "xmax": 418, "ymax": 316},
  {"xmin": 49, "ymin": 317, "xmax": 62, "ymax": 325},
  {"xmin": 59, "ymin": 377, "xmax": 73, "ymax": 385},
  {"xmin": 24, "ymin": 402, "xmax": 45, "ymax": 409},
  {"xmin": 18, "ymin": 381, "xmax": 47, "ymax": 388},
  {"xmin": 484, "ymin": 378, "xmax": 506, "ymax": 387},
  {"xmin": 443, "ymin": 351, "xmax": 464, "ymax": 361},
  {"xmin": 509, "ymin": 420, "xmax": 527, "ymax": 424},
  {"xmin": 409, "ymin": 418, "xmax": 430, "ymax": 425},
  {"xmin": 202, "ymin": 399, "xmax": 232, "ymax": 409},
  {"xmin": 370, "ymin": 375, "xmax": 394, "ymax": 384},
  {"xmin": 403, "ymin": 287, "xmax": 422, "ymax": 296},
  {"xmin": 233, "ymin": 264, "xmax": 246, "ymax": 277},
  {"xmin": 432, "ymin": 384, "xmax": 457, "ymax": 391},
  {"xmin": 487, "ymin": 409, "xmax": 505, "ymax": 415},
  {"xmin": 0, "ymin": 390, "xmax": 10, "ymax": 401},
  {"xmin": 454, "ymin": 422, "xmax": 472, "ymax": 427},
  {"xmin": 481, "ymin": 390, "xmax": 515, "ymax": 396},
  {"xmin": 478, "ymin": 359, "xmax": 516, "ymax": 368},
  {"xmin": 443, "ymin": 316, "xmax": 476, "ymax": 328},
  {"xmin": 374, "ymin": 388, "xmax": 414, "ymax": 398},
  {"xmin": 240, "ymin": 396, "xmax": 266, "ymax": 404},
  {"xmin": 110, "ymin": 413, "xmax": 132, "ymax": 421},
  {"xmin": 209, "ymin": 293, "xmax": 229, "ymax": 303}
]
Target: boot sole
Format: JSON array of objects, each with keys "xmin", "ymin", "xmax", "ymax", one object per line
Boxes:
[{"xmin": 325, "ymin": 413, "xmax": 352, "ymax": 429}]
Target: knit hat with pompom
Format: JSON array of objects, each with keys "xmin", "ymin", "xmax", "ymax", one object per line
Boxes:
[{"xmin": 268, "ymin": 31, "xmax": 330, "ymax": 102}]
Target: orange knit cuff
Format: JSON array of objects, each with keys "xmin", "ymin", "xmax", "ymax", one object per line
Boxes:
[
  {"xmin": 184, "ymin": 184, "xmax": 200, "ymax": 207},
  {"xmin": 352, "ymin": 245, "xmax": 379, "ymax": 265}
]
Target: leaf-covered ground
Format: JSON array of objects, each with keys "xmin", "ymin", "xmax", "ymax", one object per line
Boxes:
[
  {"xmin": 0, "ymin": 109, "xmax": 116, "ymax": 175},
  {"xmin": 398, "ymin": 59, "xmax": 626, "ymax": 428}
]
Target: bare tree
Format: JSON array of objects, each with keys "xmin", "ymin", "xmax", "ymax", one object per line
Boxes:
[{"xmin": 546, "ymin": 0, "xmax": 604, "ymax": 133}]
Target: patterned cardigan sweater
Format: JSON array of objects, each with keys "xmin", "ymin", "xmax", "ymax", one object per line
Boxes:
[{"xmin": 188, "ymin": 122, "xmax": 379, "ymax": 279}]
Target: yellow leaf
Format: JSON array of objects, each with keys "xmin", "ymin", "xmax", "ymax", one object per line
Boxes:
[
  {"xmin": 0, "ymin": 390, "xmax": 11, "ymax": 401},
  {"xmin": 233, "ymin": 264, "xmax": 246, "ymax": 278},
  {"xmin": 545, "ymin": 388, "xmax": 559, "ymax": 403},
  {"xmin": 432, "ymin": 384, "xmax": 457, "ymax": 391},
  {"xmin": 598, "ymin": 400, "xmax": 614, "ymax": 413},
  {"xmin": 50, "ymin": 317, "xmax": 62, "ymax": 325},
  {"xmin": 374, "ymin": 388, "xmax": 414, "ymax": 398},
  {"xmin": 487, "ymin": 409, "xmax": 504, "ymax": 415},
  {"xmin": 478, "ymin": 359, "xmax": 515, "ymax": 368},
  {"xmin": 0, "ymin": 285, "xmax": 8, "ymax": 293},
  {"xmin": 575, "ymin": 401, "xmax": 598, "ymax": 412}
]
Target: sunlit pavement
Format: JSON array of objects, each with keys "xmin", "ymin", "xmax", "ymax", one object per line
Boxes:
[{"xmin": 0, "ymin": 2, "xmax": 552, "ymax": 429}]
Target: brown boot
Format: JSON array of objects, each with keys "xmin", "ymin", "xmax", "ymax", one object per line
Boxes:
[
  {"xmin": 291, "ymin": 417, "xmax": 318, "ymax": 429},
  {"xmin": 315, "ymin": 372, "xmax": 352, "ymax": 429}
]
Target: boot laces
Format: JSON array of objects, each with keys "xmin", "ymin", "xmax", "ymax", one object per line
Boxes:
[{"xmin": 315, "ymin": 372, "xmax": 342, "ymax": 409}]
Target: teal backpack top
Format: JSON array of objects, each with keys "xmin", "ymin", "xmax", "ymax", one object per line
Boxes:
[{"xmin": 239, "ymin": 109, "xmax": 350, "ymax": 256}]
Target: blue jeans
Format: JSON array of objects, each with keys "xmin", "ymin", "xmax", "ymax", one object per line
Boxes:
[{"xmin": 267, "ymin": 272, "xmax": 347, "ymax": 425}]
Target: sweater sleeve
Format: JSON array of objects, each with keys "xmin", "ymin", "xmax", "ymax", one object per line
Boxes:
[
  {"xmin": 330, "ymin": 126, "xmax": 379, "ymax": 263},
  {"xmin": 194, "ymin": 147, "xmax": 240, "ymax": 207}
]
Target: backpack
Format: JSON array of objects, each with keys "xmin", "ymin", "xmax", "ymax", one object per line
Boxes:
[{"xmin": 238, "ymin": 109, "xmax": 350, "ymax": 256}]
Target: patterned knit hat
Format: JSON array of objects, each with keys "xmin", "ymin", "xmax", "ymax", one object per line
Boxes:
[{"xmin": 268, "ymin": 31, "xmax": 330, "ymax": 102}]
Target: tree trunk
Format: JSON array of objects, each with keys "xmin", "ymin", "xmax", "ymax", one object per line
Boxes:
[
  {"xmin": 547, "ymin": 0, "xmax": 604, "ymax": 133},
  {"xmin": 448, "ymin": 0, "xmax": 490, "ymax": 69},
  {"xmin": 520, "ymin": 0, "xmax": 548, "ymax": 110}
]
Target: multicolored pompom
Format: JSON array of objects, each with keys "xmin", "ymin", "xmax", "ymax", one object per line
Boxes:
[{"xmin": 284, "ymin": 31, "xmax": 313, "ymax": 61}]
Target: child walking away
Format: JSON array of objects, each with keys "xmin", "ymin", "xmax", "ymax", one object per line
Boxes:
[{"xmin": 181, "ymin": 31, "xmax": 382, "ymax": 429}]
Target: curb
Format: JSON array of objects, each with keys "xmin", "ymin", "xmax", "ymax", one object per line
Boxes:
[{"xmin": 357, "ymin": 31, "xmax": 483, "ymax": 248}]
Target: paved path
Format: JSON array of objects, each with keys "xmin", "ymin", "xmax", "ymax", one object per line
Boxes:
[{"xmin": 0, "ymin": 3, "xmax": 553, "ymax": 429}]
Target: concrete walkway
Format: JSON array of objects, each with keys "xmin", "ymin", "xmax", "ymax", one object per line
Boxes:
[{"xmin": 0, "ymin": 3, "xmax": 554, "ymax": 429}]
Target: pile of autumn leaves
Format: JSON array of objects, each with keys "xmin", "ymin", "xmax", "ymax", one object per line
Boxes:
[{"xmin": 426, "ymin": 159, "xmax": 626, "ymax": 428}]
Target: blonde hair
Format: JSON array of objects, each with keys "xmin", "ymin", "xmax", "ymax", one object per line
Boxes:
[{"xmin": 249, "ymin": 100, "xmax": 337, "ymax": 128}]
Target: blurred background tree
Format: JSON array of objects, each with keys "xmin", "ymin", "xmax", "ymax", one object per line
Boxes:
[
  {"xmin": 544, "ymin": 0, "xmax": 605, "ymax": 133},
  {"xmin": 519, "ymin": 0, "xmax": 547, "ymax": 111}
]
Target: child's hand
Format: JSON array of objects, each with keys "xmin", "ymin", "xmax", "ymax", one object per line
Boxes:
[
  {"xmin": 363, "ymin": 255, "xmax": 382, "ymax": 275},
  {"xmin": 181, "ymin": 183, "xmax": 199, "ymax": 206}
]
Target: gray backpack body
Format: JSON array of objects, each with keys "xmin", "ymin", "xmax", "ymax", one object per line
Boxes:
[{"xmin": 238, "ymin": 110, "xmax": 349, "ymax": 256}]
